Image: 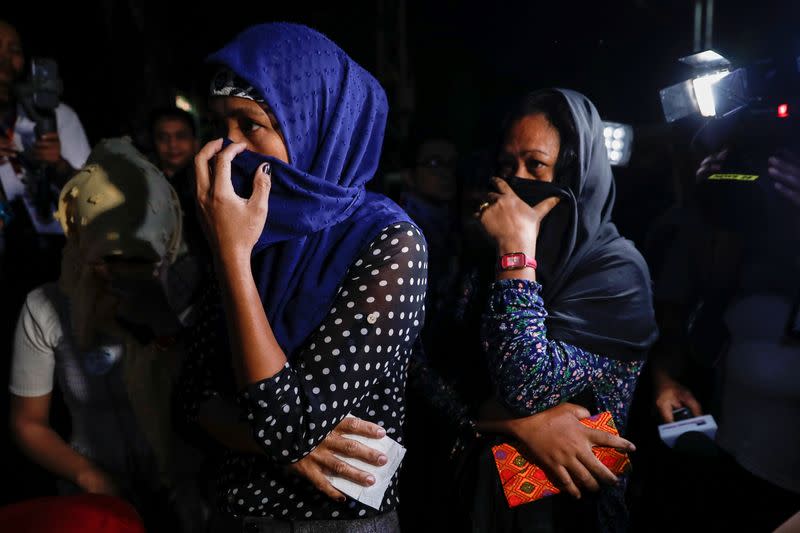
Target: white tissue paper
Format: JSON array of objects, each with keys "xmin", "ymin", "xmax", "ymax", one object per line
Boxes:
[{"xmin": 326, "ymin": 415, "xmax": 406, "ymax": 510}]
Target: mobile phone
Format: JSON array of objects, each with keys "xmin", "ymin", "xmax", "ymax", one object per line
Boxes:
[{"xmin": 671, "ymin": 407, "xmax": 693, "ymax": 422}]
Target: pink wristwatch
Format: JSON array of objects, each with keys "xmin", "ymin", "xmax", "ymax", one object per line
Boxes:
[{"xmin": 498, "ymin": 252, "xmax": 538, "ymax": 271}]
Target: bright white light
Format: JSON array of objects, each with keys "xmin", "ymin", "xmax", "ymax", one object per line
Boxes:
[
  {"xmin": 601, "ymin": 121, "xmax": 634, "ymax": 166},
  {"xmin": 693, "ymin": 50, "xmax": 726, "ymax": 64},
  {"xmin": 175, "ymin": 94, "xmax": 194, "ymax": 113},
  {"xmin": 692, "ymin": 70, "xmax": 730, "ymax": 117}
]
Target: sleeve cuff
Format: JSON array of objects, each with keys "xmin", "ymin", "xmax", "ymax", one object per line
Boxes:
[
  {"xmin": 238, "ymin": 362, "xmax": 293, "ymax": 413},
  {"xmin": 488, "ymin": 279, "xmax": 544, "ymax": 311}
]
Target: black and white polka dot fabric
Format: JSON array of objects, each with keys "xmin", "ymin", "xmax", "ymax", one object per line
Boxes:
[{"xmin": 181, "ymin": 222, "xmax": 427, "ymax": 520}]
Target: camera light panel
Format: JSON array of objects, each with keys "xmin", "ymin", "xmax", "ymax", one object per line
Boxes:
[{"xmin": 601, "ymin": 121, "xmax": 633, "ymax": 166}]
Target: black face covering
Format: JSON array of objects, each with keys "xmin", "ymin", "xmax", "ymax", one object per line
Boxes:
[
  {"xmin": 502, "ymin": 177, "xmax": 574, "ymax": 286},
  {"xmin": 502, "ymin": 176, "xmax": 571, "ymax": 207}
]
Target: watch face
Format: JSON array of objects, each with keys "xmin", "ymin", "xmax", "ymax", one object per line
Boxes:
[{"xmin": 501, "ymin": 253, "xmax": 525, "ymax": 269}]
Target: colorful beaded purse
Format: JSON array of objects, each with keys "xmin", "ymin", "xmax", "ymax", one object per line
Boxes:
[{"xmin": 492, "ymin": 411, "xmax": 632, "ymax": 507}]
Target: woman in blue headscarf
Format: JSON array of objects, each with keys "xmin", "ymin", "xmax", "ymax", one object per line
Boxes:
[{"xmin": 178, "ymin": 23, "xmax": 426, "ymax": 531}]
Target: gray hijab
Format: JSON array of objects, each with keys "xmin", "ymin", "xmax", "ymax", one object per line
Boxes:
[{"xmin": 535, "ymin": 89, "xmax": 658, "ymax": 360}]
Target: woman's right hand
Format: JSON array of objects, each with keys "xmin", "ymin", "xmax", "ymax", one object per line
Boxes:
[
  {"xmin": 503, "ymin": 403, "xmax": 635, "ymax": 499},
  {"xmin": 194, "ymin": 140, "xmax": 272, "ymax": 261},
  {"xmin": 286, "ymin": 416, "xmax": 388, "ymax": 501},
  {"xmin": 75, "ymin": 466, "xmax": 120, "ymax": 496}
]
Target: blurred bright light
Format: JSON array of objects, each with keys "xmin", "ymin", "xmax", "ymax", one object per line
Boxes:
[
  {"xmin": 175, "ymin": 94, "xmax": 194, "ymax": 113},
  {"xmin": 688, "ymin": 50, "xmax": 726, "ymax": 65},
  {"xmin": 778, "ymin": 103, "xmax": 789, "ymax": 118},
  {"xmin": 692, "ymin": 71, "xmax": 730, "ymax": 117},
  {"xmin": 601, "ymin": 121, "xmax": 633, "ymax": 166}
]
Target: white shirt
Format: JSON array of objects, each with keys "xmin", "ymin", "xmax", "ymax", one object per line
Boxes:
[{"xmin": 0, "ymin": 102, "xmax": 91, "ymax": 202}]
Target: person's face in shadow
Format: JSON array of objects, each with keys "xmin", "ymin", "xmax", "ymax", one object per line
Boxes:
[
  {"xmin": 209, "ymin": 96, "xmax": 289, "ymax": 163},
  {"xmin": 0, "ymin": 21, "xmax": 25, "ymax": 107},
  {"xmin": 411, "ymin": 140, "xmax": 458, "ymax": 202},
  {"xmin": 153, "ymin": 117, "xmax": 198, "ymax": 177},
  {"xmin": 497, "ymin": 113, "xmax": 560, "ymax": 183}
]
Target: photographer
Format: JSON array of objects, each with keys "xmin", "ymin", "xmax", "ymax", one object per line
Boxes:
[
  {"xmin": 649, "ymin": 140, "xmax": 800, "ymax": 531},
  {"xmin": 0, "ymin": 20, "xmax": 90, "ymax": 224}
]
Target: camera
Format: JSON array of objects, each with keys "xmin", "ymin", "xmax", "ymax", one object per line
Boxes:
[
  {"xmin": 13, "ymin": 58, "xmax": 63, "ymax": 222},
  {"xmin": 671, "ymin": 407, "xmax": 693, "ymax": 422}
]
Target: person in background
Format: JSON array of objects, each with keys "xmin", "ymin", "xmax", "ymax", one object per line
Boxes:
[
  {"xmin": 0, "ymin": 18, "xmax": 92, "ymax": 507},
  {"xmin": 649, "ymin": 144, "xmax": 800, "ymax": 532},
  {"xmin": 9, "ymin": 138, "xmax": 205, "ymax": 533},
  {"xmin": 148, "ymin": 107, "xmax": 199, "ymax": 181},
  {"xmin": 0, "ymin": 19, "xmax": 90, "ymax": 216},
  {"xmin": 399, "ymin": 138, "xmax": 459, "ymax": 340}
]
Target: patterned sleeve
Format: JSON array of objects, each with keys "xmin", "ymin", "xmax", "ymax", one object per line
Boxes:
[
  {"xmin": 481, "ymin": 279, "xmax": 642, "ymax": 425},
  {"xmin": 239, "ymin": 223, "xmax": 427, "ymax": 464}
]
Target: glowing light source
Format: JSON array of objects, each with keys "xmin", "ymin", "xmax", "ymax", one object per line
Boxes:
[
  {"xmin": 692, "ymin": 70, "xmax": 730, "ymax": 117},
  {"xmin": 175, "ymin": 94, "xmax": 194, "ymax": 113},
  {"xmin": 601, "ymin": 121, "xmax": 634, "ymax": 166},
  {"xmin": 778, "ymin": 103, "xmax": 789, "ymax": 118}
]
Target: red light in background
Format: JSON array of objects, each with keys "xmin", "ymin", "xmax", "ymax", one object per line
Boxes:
[{"xmin": 778, "ymin": 104, "xmax": 789, "ymax": 118}]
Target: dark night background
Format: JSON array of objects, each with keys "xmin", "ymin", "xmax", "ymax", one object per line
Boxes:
[
  {"xmin": 6, "ymin": 0, "xmax": 800, "ymax": 247},
  {"xmin": 2, "ymin": 0, "xmax": 799, "ymax": 525},
  {"xmin": 6, "ymin": 0, "xmax": 798, "ymax": 144}
]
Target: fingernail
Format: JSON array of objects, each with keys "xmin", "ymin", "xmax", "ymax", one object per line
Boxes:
[
  {"xmin": 366, "ymin": 475, "xmax": 376, "ymax": 485},
  {"xmin": 376, "ymin": 427, "xmax": 386, "ymax": 438},
  {"xmin": 261, "ymin": 162, "xmax": 271, "ymax": 175},
  {"xmin": 377, "ymin": 455, "xmax": 388, "ymax": 465},
  {"xmin": 336, "ymin": 495, "xmax": 346, "ymax": 502}
]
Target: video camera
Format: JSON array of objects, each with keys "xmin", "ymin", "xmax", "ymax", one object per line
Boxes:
[
  {"xmin": 13, "ymin": 58, "xmax": 62, "ymax": 222},
  {"xmin": 660, "ymin": 50, "xmax": 800, "ymax": 175}
]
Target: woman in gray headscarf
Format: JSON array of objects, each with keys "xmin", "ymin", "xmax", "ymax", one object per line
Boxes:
[{"xmin": 449, "ymin": 89, "xmax": 657, "ymax": 532}]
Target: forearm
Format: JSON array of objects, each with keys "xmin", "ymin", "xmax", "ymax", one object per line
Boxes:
[
  {"xmin": 482, "ymin": 280, "xmax": 592, "ymax": 415},
  {"xmin": 215, "ymin": 251, "xmax": 287, "ymax": 387},
  {"xmin": 197, "ymin": 398, "xmax": 264, "ymax": 455},
  {"xmin": 12, "ymin": 420, "xmax": 96, "ymax": 484}
]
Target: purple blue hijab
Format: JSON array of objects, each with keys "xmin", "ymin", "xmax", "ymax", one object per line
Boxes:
[{"xmin": 207, "ymin": 23, "xmax": 411, "ymax": 356}]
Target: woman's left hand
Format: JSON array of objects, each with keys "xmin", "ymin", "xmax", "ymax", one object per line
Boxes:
[
  {"xmin": 195, "ymin": 139, "xmax": 272, "ymax": 260},
  {"xmin": 478, "ymin": 177, "xmax": 560, "ymax": 253},
  {"xmin": 286, "ymin": 416, "xmax": 388, "ymax": 501}
]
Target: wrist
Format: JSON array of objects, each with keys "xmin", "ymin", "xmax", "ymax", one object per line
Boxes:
[
  {"xmin": 74, "ymin": 463, "xmax": 100, "ymax": 488},
  {"xmin": 497, "ymin": 240, "xmax": 536, "ymax": 257},
  {"xmin": 653, "ymin": 367, "xmax": 680, "ymax": 391},
  {"xmin": 214, "ymin": 246, "xmax": 252, "ymax": 272}
]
